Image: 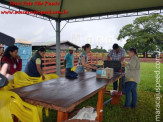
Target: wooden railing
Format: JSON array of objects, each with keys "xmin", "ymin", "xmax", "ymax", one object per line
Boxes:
[
  {"xmin": 41, "ymin": 52, "xmax": 163, "ymax": 74},
  {"xmin": 42, "ymin": 53, "xmax": 101, "ymax": 74}
]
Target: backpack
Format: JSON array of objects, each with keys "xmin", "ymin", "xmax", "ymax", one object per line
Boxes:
[
  {"xmin": 0, "ymin": 73, "xmax": 8, "ymax": 88},
  {"xmin": 66, "ymin": 71, "xmax": 78, "ymax": 79}
]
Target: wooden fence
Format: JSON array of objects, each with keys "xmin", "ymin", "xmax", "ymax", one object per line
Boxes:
[
  {"xmin": 42, "ymin": 53, "xmax": 100, "ymax": 74},
  {"xmin": 42, "ymin": 52, "xmax": 163, "ymax": 74}
]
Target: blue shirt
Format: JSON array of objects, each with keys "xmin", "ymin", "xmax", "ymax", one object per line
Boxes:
[{"xmin": 64, "ymin": 52, "xmax": 74, "ymax": 68}]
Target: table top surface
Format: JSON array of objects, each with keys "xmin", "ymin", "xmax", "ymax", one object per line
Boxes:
[{"xmin": 12, "ymin": 72, "xmax": 124, "ymax": 112}]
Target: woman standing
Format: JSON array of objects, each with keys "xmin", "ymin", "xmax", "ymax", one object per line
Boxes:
[
  {"xmin": 1, "ymin": 46, "xmax": 22, "ymax": 80},
  {"xmin": 25, "ymin": 47, "xmax": 46, "ymax": 80},
  {"xmin": 123, "ymin": 48, "xmax": 140, "ymax": 108},
  {"xmin": 75, "ymin": 44, "xmax": 96, "ymax": 73}
]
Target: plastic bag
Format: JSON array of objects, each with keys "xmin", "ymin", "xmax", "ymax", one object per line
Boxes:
[{"xmin": 71, "ymin": 107, "xmax": 97, "ymax": 120}]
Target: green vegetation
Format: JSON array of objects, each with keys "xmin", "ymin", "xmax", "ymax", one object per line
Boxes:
[
  {"xmin": 118, "ymin": 14, "xmax": 163, "ymax": 53},
  {"xmin": 92, "ymin": 46, "xmax": 108, "ymax": 53},
  {"xmin": 43, "ymin": 62, "xmax": 163, "ymax": 122}
]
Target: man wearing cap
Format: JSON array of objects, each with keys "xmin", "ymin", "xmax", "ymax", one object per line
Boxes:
[{"xmin": 64, "ymin": 46, "xmax": 74, "ymax": 72}]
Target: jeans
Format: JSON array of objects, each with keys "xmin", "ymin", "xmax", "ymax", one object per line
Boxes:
[
  {"xmin": 125, "ymin": 81, "xmax": 137, "ymax": 108},
  {"xmin": 113, "ymin": 67, "xmax": 125, "ymax": 94},
  {"xmin": 66, "ymin": 68, "xmax": 71, "ymax": 72}
]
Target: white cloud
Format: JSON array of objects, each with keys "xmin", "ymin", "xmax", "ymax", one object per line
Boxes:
[
  {"xmin": 33, "ymin": 26, "xmax": 45, "ymax": 35},
  {"xmin": 0, "ymin": 7, "xmax": 137, "ymax": 50}
]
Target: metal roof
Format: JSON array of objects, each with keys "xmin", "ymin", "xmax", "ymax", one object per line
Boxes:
[
  {"xmin": 15, "ymin": 39, "xmax": 32, "ymax": 44},
  {"xmin": 1, "ymin": 0, "xmax": 163, "ymax": 20},
  {"xmin": 32, "ymin": 40, "xmax": 80, "ymax": 48}
]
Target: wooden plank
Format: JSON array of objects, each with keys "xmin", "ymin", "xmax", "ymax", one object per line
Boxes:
[
  {"xmin": 42, "ymin": 61, "xmax": 56, "ymax": 65},
  {"xmin": 43, "ymin": 66, "xmax": 57, "ymax": 70},
  {"xmin": 43, "ymin": 69, "xmax": 65, "ymax": 74},
  {"xmin": 42, "ymin": 58, "xmax": 56, "ymax": 61}
]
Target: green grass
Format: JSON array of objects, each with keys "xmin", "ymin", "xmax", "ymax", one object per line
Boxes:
[
  {"xmin": 43, "ymin": 62, "xmax": 163, "ymax": 122},
  {"xmin": 138, "ymin": 62, "xmax": 163, "ymax": 93}
]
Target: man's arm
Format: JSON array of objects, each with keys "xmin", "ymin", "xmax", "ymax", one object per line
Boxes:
[
  {"xmin": 107, "ymin": 55, "xmax": 112, "ymax": 60},
  {"xmin": 120, "ymin": 49, "xmax": 126, "ymax": 62},
  {"xmin": 64, "ymin": 53, "xmax": 68, "ymax": 68},
  {"xmin": 107, "ymin": 50, "xmax": 112, "ymax": 60},
  {"xmin": 120, "ymin": 56, "xmax": 125, "ymax": 62}
]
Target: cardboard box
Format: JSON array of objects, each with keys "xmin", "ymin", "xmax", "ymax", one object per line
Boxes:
[{"xmin": 96, "ymin": 68, "xmax": 114, "ymax": 79}]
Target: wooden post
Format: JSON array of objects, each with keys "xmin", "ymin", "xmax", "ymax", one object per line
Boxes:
[
  {"xmin": 161, "ymin": 54, "xmax": 163, "ymax": 64},
  {"xmin": 96, "ymin": 53, "xmax": 98, "ymax": 64},
  {"xmin": 57, "ymin": 111, "xmax": 68, "ymax": 122},
  {"xmin": 96, "ymin": 88, "xmax": 105, "ymax": 122},
  {"xmin": 102, "ymin": 53, "xmax": 104, "ymax": 61},
  {"xmin": 91, "ymin": 53, "xmax": 93, "ymax": 64}
]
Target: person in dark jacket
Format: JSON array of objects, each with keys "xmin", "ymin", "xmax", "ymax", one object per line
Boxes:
[
  {"xmin": 25, "ymin": 47, "xmax": 46, "ymax": 80},
  {"xmin": 1, "ymin": 46, "xmax": 22, "ymax": 80}
]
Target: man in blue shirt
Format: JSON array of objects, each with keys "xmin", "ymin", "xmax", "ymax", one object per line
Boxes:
[{"xmin": 64, "ymin": 46, "xmax": 74, "ymax": 72}]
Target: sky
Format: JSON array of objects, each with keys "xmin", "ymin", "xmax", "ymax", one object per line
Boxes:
[{"xmin": 0, "ymin": 7, "xmax": 137, "ymax": 50}]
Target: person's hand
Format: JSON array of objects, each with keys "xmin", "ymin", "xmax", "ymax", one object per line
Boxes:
[
  {"xmin": 42, "ymin": 75, "xmax": 45, "ymax": 80},
  {"xmin": 121, "ymin": 62, "xmax": 126, "ymax": 66},
  {"xmin": 92, "ymin": 67, "xmax": 97, "ymax": 70}
]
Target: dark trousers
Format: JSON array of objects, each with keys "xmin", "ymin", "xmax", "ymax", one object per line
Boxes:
[
  {"xmin": 125, "ymin": 82, "xmax": 137, "ymax": 108},
  {"xmin": 113, "ymin": 67, "xmax": 125, "ymax": 94},
  {"xmin": 66, "ymin": 68, "xmax": 71, "ymax": 72}
]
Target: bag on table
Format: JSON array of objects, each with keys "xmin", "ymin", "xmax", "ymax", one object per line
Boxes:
[{"xmin": 66, "ymin": 71, "xmax": 78, "ymax": 79}]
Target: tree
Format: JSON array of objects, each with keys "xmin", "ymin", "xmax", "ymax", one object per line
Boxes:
[
  {"xmin": 118, "ymin": 14, "xmax": 163, "ymax": 53},
  {"xmin": 92, "ymin": 46, "xmax": 107, "ymax": 53}
]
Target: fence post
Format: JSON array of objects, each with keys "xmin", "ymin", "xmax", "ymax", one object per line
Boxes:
[
  {"xmin": 96, "ymin": 53, "xmax": 98, "ymax": 64},
  {"xmin": 90, "ymin": 52, "xmax": 92, "ymax": 64},
  {"xmin": 161, "ymin": 54, "xmax": 163, "ymax": 64},
  {"xmin": 145, "ymin": 52, "xmax": 147, "ymax": 58},
  {"xmin": 102, "ymin": 53, "xmax": 104, "ymax": 61}
]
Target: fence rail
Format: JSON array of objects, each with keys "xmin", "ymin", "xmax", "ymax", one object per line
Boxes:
[{"xmin": 42, "ymin": 52, "xmax": 163, "ymax": 74}]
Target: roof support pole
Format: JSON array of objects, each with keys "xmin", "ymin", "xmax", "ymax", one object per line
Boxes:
[{"xmin": 56, "ymin": 20, "xmax": 61, "ymax": 76}]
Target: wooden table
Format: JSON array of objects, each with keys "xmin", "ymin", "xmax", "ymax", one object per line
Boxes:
[{"xmin": 12, "ymin": 72, "xmax": 124, "ymax": 122}]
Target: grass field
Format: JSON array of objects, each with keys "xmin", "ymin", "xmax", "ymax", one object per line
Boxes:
[{"xmin": 43, "ymin": 62, "xmax": 163, "ymax": 122}]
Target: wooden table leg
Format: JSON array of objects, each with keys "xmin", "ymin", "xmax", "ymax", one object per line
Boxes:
[
  {"xmin": 96, "ymin": 88, "xmax": 104, "ymax": 122},
  {"xmin": 119, "ymin": 77, "xmax": 122, "ymax": 92},
  {"xmin": 57, "ymin": 111, "xmax": 68, "ymax": 122}
]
